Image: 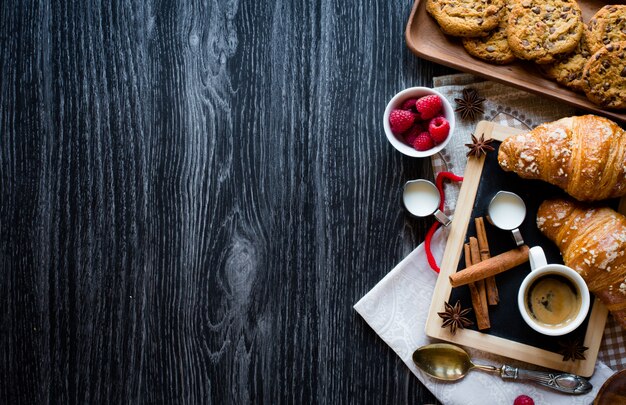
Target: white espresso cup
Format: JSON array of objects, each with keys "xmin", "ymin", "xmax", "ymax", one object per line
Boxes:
[{"xmin": 518, "ymin": 246, "xmax": 590, "ymax": 336}]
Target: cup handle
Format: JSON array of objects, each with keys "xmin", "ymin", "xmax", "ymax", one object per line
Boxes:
[
  {"xmin": 512, "ymin": 228, "xmax": 524, "ymax": 247},
  {"xmin": 433, "ymin": 209, "xmax": 451, "ymax": 227},
  {"xmin": 528, "ymin": 246, "xmax": 547, "ymax": 271}
]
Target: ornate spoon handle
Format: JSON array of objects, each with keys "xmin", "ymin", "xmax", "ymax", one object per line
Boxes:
[{"xmin": 499, "ymin": 365, "xmax": 592, "ymax": 395}]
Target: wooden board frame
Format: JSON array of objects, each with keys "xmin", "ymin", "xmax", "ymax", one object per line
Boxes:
[{"xmin": 424, "ymin": 121, "xmax": 615, "ymax": 377}]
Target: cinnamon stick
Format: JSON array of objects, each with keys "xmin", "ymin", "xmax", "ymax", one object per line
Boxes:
[
  {"xmin": 463, "ymin": 243, "xmax": 490, "ymax": 330},
  {"xmin": 475, "ymin": 217, "xmax": 499, "ymax": 305},
  {"xmin": 469, "ymin": 237, "xmax": 481, "ymax": 268},
  {"xmin": 463, "ymin": 243, "xmax": 472, "ymax": 270},
  {"xmin": 450, "ymin": 245, "xmax": 530, "ymax": 288},
  {"xmin": 469, "ymin": 237, "xmax": 490, "ymax": 329}
]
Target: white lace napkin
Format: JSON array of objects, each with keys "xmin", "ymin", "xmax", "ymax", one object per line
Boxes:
[{"xmin": 354, "ymin": 227, "xmax": 614, "ymax": 404}]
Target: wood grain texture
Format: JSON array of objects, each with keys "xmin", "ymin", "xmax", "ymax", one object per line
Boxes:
[{"xmin": 0, "ymin": 0, "xmax": 453, "ymax": 403}]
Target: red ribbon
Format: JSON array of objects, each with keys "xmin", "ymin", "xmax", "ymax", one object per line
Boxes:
[{"xmin": 424, "ymin": 171, "xmax": 463, "ymax": 273}]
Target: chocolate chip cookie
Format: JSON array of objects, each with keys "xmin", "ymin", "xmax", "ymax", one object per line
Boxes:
[
  {"xmin": 462, "ymin": 5, "xmax": 516, "ymax": 64},
  {"xmin": 507, "ymin": 0, "xmax": 583, "ymax": 64},
  {"xmin": 582, "ymin": 42, "xmax": 626, "ymax": 109},
  {"xmin": 426, "ymin": 0, "xmax": 506, "ymax": 38},
  {"xmin": 540, "ymin": 26, "xmax": 591, "ymax": 92},
  {"xmin": 586, "ymin": 5, "xmax": 626, "ymax": 54}
]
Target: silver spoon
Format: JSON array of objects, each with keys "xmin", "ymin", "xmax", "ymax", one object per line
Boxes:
[{"xmin": 412, "ymin": 343, "xmax": 592, "ymax": 395}]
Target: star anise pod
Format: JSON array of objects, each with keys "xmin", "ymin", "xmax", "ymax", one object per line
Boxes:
[
  {"xmin": 454, "ymin": 88, "xmax": 485, "ymax": 120},
  {"xmin": 557, "ymin": 339, "xmax": 588, "ymax": 362},
  {"xmin": 437, "ymin": 300, "xmax": 473, "ymax": 335},
  {"xmin": 465, "ymin": 133, "xmax": 495, "ymax": 158}
]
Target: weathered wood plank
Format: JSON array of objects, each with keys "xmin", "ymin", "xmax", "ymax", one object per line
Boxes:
[{"xmin": 0, "ymin": 0, "xmax": 451, "ymax": 403}]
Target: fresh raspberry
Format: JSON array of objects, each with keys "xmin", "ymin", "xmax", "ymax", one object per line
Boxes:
[
  {"xmin": 415, "ymin": 95, "xmax": 443, "ymax": 120},
  {"xmin": 428, "ymin": 116, "xmax": 450, "ymax": 144},
  {"xmin": 513, "ymin": 395, "xmax": 534, "ymax": 405},
  {"xmin": 400, "ymin": 98, "xmax": 419, "ymax": 112},
  {"xmin": 389, "ymin": 109, "xmax": 416, "ymax": 135},
  {"xmin": 412, "ymin": 132, "xmax": 434, "ymax": 151},
  {"xmin": 403, "ymin": 123, "xmax": 423, "ymax": 145}
]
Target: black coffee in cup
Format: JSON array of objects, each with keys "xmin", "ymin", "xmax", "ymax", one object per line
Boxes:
[{"xmin": 525, "ymin": 274, "xmax": 582, "ymax": 328}]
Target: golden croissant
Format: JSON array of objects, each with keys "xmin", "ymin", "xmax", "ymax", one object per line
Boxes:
[
  {"xmin": 498, "ymin": 115, "xmax": 626, "ymax": 201},
  {"xmin": 537, "ymin": 198, "xmax": 626, "ymax": 329}
]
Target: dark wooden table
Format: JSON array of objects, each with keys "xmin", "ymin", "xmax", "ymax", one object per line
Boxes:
[{"xmin": 1, "ymin": 1, "xmax": 455, "ymax": 403}]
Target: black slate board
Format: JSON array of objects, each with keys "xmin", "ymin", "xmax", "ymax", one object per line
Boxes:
[{"xmin": 447, "ymin": 140, "xmax": 614, "ymax": 353}]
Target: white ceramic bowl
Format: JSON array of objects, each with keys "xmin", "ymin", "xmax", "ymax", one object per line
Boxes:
[{"xmin": 383, "ymin": 87, "xmax": 455, "ymax": 158}]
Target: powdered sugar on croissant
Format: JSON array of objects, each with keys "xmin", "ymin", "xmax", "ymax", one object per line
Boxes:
[
  {"xmin": 537, "ymin": 198, "xmax": 626, "ymax": 328},
  {"xmin": 498, "ymin": 115, "xmax": 626, "ymax": 201}
]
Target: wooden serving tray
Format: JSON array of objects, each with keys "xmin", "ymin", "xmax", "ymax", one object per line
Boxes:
[
  {"xmin": 423, "ymin": 121, "xmax": 625, "ymax": 377},
  {"xmin": 405, "ymin": 0, "xmax": 626, "ymax": 123}
]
